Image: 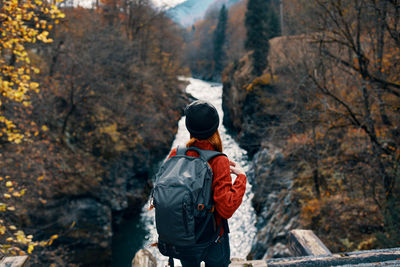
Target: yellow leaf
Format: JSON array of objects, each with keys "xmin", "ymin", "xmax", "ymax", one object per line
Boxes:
[
  {"xmin": 4, "ymin": 194, "xmax": 11, "ymax": 199},
  {"xmin": 30, "ymin": 82, "xmax": 39, "ymax": 89},
  {"xmin": 39, "ymin": 241, "xmax": 48, "ymax": 246},
  {"xmin": 50, "ymin": 234, "xmax": 58, "ymax": 240},
  {"xmin": 0, "ymin": 203, "xmax": 6, "ymax": 212},
  {"xmin": 6, "ymin": 181, "xmax": 13, "ymax": 187},
  {"xmin": 27, "ymin": 244, "xmax": 34, "ymax": 254},
  {"xmin": 12, "ymin": 192, "xmax": 21, "ymax": 197}
]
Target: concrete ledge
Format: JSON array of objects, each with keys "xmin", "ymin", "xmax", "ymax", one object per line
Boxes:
[
  {"xmin": 266, "ymin": 247, "xmax": 400, "ymax": 266},
  {"xmin": 0, "ymin": 256, "xmax": 29, "ymax": 267},
  {"xmin": 288, "ymin": 229, "xmax": 332, "ymax": 256},
  {"xmin": 230, "ymin": 258, "xmax": 268, "ymax": 266}
]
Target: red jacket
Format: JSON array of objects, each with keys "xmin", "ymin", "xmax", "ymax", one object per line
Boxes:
[{"xmin": 168, "ymin": 140, "xmax": 247, "ymax": 235}]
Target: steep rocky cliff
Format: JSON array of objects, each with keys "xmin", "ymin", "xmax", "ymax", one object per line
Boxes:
[
  {"xmin": 2, "ymin": 82, "xmax": 188, "ymax": 266},
  {"xmin": 222, "ymin": 54, "xmax": 286, "ymax": 156},
  {"xmin": 222, "ymin": 38, "xmax": 302, "ymax": 259},
  {"xmin": 52, "ymin": 89, "xmax": 187, "ymax": 266},
  {"xmin": 222, "ymin": 54, "xmax": 252, "ymax": 133}
]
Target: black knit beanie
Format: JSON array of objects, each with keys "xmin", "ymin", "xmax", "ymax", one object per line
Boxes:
[{"xmin": 185, "ymin": 100, "xmax": 219, "ymax": 140}]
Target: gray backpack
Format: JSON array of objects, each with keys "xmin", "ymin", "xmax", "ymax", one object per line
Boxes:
[{"xmin": 152, "ymin": 147, "xmax": 225, "ymax": 258}]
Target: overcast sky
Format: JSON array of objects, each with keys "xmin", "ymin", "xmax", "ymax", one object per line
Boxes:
[
  {"xmin": 72, "ymin": 0, "xmax": 186, "ymax": 9},
  {"xmin": 151, "ymin": 0, "xmax": 186, "ymax": 8}
]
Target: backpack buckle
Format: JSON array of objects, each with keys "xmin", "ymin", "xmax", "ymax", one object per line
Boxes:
[
  {"xmin": 208, "ymin": 205, "xmax": 215, "ymax": 213},
  {"xmin": 197, "ymin": 204, "xmax": 205, "ymax": 211}
]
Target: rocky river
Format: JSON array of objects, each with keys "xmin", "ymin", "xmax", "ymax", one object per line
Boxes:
[{"xmin": 112, "ymin": 78, "xmax": 257, "ymax": 266}]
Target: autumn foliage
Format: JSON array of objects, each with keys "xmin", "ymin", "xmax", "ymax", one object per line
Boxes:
[
  {"xmin": 0, "ymin": 0, "xmax": 64, "ymax": 143},
  {"xmin": 220, "ymin": 0, "xmax": 399, "ymax": 256},
  {"xmin": 1, "ymin": 0, "xmax": 187, "ymax": 264},
  {"xmin": 0, "ymin": 0, "xmax": 65, "ymax": 258},
  {"xmin": 245, "ymin": 0, "xmax": 400, "ymax": 252}
]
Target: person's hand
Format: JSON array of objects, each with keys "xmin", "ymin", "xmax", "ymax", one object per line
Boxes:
[{"xmin": 229, "ymin": 160, "xmax": 246, "ymax": 176}]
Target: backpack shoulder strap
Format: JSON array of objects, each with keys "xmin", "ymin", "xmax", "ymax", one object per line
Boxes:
[
  {"xmin": 178, "ymin": 146, "xmax": 226, "ymax": 162},
  {"xmin": 176, "ymin": 146, "xmax": 187, "ymax": 156},
  {"xmin": 197, "ymin": 149, "xmax": 226, "ymax": 162},
  {"xmin": 168, "ymin": 257, "xmax": 174, "ymax": 267}
]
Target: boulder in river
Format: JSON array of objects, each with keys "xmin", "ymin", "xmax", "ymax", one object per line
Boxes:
[{"xmin": 132, "ymin": 249, "xmax": 157, "ymax": 267}]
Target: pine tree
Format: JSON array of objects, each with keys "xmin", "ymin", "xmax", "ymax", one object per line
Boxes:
[
  {"xmin": 245, "ymin": 0, "xmax": 280, "ymax": 76},
  {"xmin": 213, "ymin": 4, "xmax": 228, "ymax": 78}
]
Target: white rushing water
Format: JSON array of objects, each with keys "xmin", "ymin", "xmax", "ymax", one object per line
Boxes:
[{"xmin": 140, "ymin": 78, "xmax": 257, "ymax": 266}]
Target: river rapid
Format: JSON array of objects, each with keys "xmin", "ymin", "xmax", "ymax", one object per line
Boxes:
[{"xmin": 112, "ymin": 78, "xmax": 256, "ymax": 266}]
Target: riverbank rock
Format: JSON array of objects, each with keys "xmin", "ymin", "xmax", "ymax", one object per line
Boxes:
[
  {"xmin": 132, "ymin": 249, "xmax": 157, "ymax": 267},
  {"xmin": 247, "ymin": 146, "xmax": 300, "ymax": 259}
]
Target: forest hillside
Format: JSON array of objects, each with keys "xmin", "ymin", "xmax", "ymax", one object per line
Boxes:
[
  {"xmin": 1, "ymin": 1, "xmax": 187, "ymax": 265},
  {"xmin": 1, "ymin": 0, "xmax": 399, "ymax": 265},
  {"xmin": 221, "ymin": 0, "xmax": 400, "ymax": 259},
  {"xmin": 183, "ymin": 0, "xmax": 247, "ymax": 81}
]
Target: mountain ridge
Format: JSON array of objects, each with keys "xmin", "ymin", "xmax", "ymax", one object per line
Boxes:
[{"xmin": 166, "ymin": 0, "xmax": 242, "ymax": 27}]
